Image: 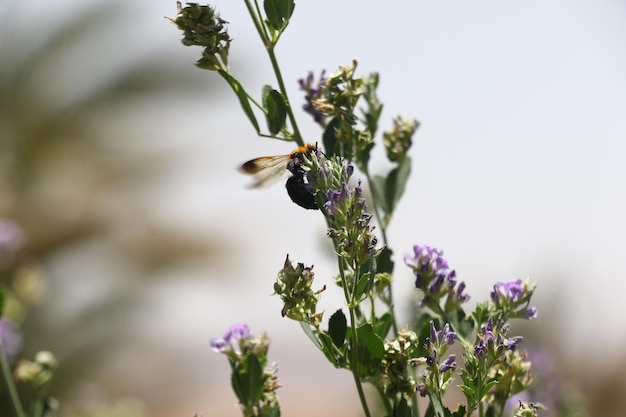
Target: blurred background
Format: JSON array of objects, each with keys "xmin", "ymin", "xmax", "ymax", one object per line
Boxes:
[{"xmin": 1, "ymin": 0, "xmax": 625, "ymax": 416}]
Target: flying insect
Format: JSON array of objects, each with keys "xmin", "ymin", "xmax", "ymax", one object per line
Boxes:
[{"xmin": 240, "ymin": 143, "xmax": 319, "ymax": 210}]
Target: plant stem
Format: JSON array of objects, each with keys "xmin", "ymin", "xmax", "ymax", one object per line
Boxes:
[
  {"xmin": 348, "ymin": 304, "xmax": 372, "ymax": 417},
  {"xmin": 244, "ymin": 0, "xmax": 304, "ymax": 146},
  {"xmin": 0, "ymin": 343, "xmax": 26, "ymax": 417},
  {"xmin": 244, "ymin": 0, "xmax": 269, "ymax": 46},
  {"xmin": 364, "ymin": 169, "xmax": 398, "ymax": 336}
]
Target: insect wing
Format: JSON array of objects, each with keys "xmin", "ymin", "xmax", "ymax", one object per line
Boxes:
[{"xmin": 240, "ymin": 155, "xmax": 290, "ymax": 188}]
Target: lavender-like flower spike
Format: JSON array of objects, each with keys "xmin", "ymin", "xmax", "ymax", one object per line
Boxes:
[
  {"xmin": 299, "ymin": 70, "xmax": 328, "ymax": 125},
  {"xmin": 490, "ymin": 278, "xmax": 538, "ymax": 320},
  {"xmin": 404, "ymin": 244, "xmax": 469, "ymax": 310},
  {"xmin": 429, "ymin": 321, "xmax": 456, "ymax": 347},
  {"xmin": 491, "ymin": 279, "xmax": 524, "ymax": 303}
]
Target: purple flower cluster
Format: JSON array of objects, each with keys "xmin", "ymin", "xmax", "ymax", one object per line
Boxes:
[
  {"xmin": 404, "ymin": 244, "xmax": 469, "ymax": 309},
  {"xmin": 210, "ymin": 323, "xmax": 252, "ymax": 354},
  {"xmin": 474, "ymin": 317, "xmax": 523, "ymax": 360},
  {"xmin": 299, "ymin": 70, "xmax": 327, "ymax": 125},
  {"xmin": 491, "ymin": 279, "xmax": 538, "ymax": 320},
  {"xmin": 430, "ymin": 321, "xmax": 457, "ymax": 347},
  {"xmin": 415, "ymin": 321, "xmax": 458, "ymax": 397},
  {"xmin": 307, "ymin": 155, "xmax": 379, "ymax": 266}
]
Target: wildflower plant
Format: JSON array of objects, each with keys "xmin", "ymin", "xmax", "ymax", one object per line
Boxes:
[{"xmin": 169, "ymin": 2, "xmax": 541, "ymax": 417}]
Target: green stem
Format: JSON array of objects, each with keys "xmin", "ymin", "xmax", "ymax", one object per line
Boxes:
[
  {"xmin": 364, "ymin": 169, "xmax": 398, "ymax": 337},
  {"xmin": 348, "ymin": 303, "xmax": 372, "ymax": 417},
  {"xmin": 244, "ymin": 0, "xmax": 269, "ymax": 45},
  {"xmin": 331, "ymin": 235, "xmax": 371, "ymax": 417},
  {"xmin": 0, "ymin": 342, "xmax": 26, "ymax": 417},
  {"xmin": 243, "ymin": 0, "xmax": 304, "ymax": 146}
]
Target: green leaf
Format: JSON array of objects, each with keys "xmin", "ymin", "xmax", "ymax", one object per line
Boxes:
[
  {"xmin": 393, "ymin": 396, "xmax": 413, "ymax": 417},
  {"xmin": 355, "ymin": 141, "xmax": 375, "ymax": 171},
  {"xmin": 481, "ymin": 380, "xmax": 499, "ymax": 398},
  {"xmin": 244, "ymin": 354, "xmax": 265, "ymax": 405},
  {"xmin": 264, "ymin": 0, "xmax": 295, "ymax": 31},
  {"xmin": 373, "ymin": 312, "xmax": 393, "ymax": 339},
  {"xmin": 459, "ymin": 384, "xmax": 476, "ymax": 403},
  {"xmin": 384, "ymin": 156, "xmax": 411, "ymax": 217},
  {"xmin": 451, "ymin": 404, "xmax": 467, "ymax": 417},
  {"xmin": 267, "ymin": 402, "xmax": 281, "ymax": 417},
  {"xmin": 299, "ymin": 321, "xmax": 323, "ymax": 349},
  {"xmin": 263, "ymin": 87, "xmax": 287, "ymax": 136},
  {"xmin": 231, "ymin": 355, "xmax": 265, "ymax": 406},
  {"xmin": 322, "ymin": 118, "xmax": 341, "ymax": 156},
  {"xmin": 218, "ymin": 70, "xmax": 260, "ymax": 133},
  {"xmin": 424, "ymin": 403, "xmax": 436, "ymax": 417},
  {"xmin": 328, "ymin": 309, "xmax": 347, "ymax": 349},
  {"xmin": 354, "ymin": 323, "xmax": 385, "ymax": 376},
  {"xmin": 354, "ymin": 271, "xmax": 373, "ymax": 302},
  {"xmin": 376, "ymin": 247, "xmax": 394, "ymax": 274},
  {"xmin": 319, "ymin": 332, "xmax": 341, "ymax": 367},
  {"xmin": 370, "ymin": 173, "xmax": 389, "ymax": 215},
  {"xmin": 448, "ymin": 307, "xmax": 474, "ymax": 340},
  {"xmin": 428, "ymin": 393, "xmax": 450, "ymax": 417}
]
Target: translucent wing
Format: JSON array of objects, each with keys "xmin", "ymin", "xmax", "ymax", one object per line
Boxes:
[{"xmin": 239, "ymin": 154, "xmax": 290, "ymax": 189}]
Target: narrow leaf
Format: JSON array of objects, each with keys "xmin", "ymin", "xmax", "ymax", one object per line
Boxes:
[
  {"xmin": 373, "ymin": 312, "xmax": 393, "ymax": 339},
  {"xmin": 370, "ymin": 174, "xmax": 389, "ymax": 215},
  {"xmin": 376, "ymin": 247, "xmax": 394, "ymax": 274},
  {"xmin": 354, "ymin": 272, "xmax": 372, "ymax": 302},
  {"xmin": 299, "ymin": 321, "xmax": 322, "ymax": 349},
  {"xmin": 394, "ymin": 396, "xmax": 413, "ymax": 417},
  {"xmin": 245, "ymin": 354, "xmax": 265, "ymax": 405},
  {"xmin": 219, "ymin": 70, "xmax": 260, "ymax": 133},
  {"xmin": 384, "ymin": 156, "xmax": 411, "ymax": 216},
  {"xmin": 318, "ymin": 332, "xmax": 341, "ymax": 367}
]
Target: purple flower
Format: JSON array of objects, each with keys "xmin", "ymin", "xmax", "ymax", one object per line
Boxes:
[
  {"xmin": 503, "ymin": 336, "xmax": 524, "ymax": 351},
  {"xmin": 404, "ymin": 244, "xmax": 448, "ymax": 290},
  {"xmin": 520, "ymin": 306, "xmax": 538, "ymax": 320},
  {"xmin": 490, "ymin": 279, "xmax": 538, "ymax": 320},
  {"xmin": 491, "ymin": 279, "xmax": 523, "ymax": 304},
  {"xmin": 429, "ymin": 321, "xmax": 456, "ymax": 347},
  {"xmin": 474, "ymin": 340, "xmax": 487, "ymax": 359},
  {"xmin": 404, "ymin": 244, "xmax": 469, "ymax": 309},
  {"xmin": 0, "ymin": 318, "xmax": 22, "ymax": 362},
  {"xmin": 439, "ymin": 354, "xmax": 456, "ymax": 373},
  {"xmin": 299, "ymin": 70, "xmax": 328, "ymax": 125},
  {"xmin": 210, "ymin": 323, "xmax": 252, "ymax": 354},
  {"xmin": 210, "ymin": 338, "xmax": 229, "ymax": 353},
  {"xmin": 454, "ymin": 281, "xmax": 470, "ymax": 304},
  {"xmin": 324, "ymin": 182, "xmax": 350, "ymax": 215}
]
